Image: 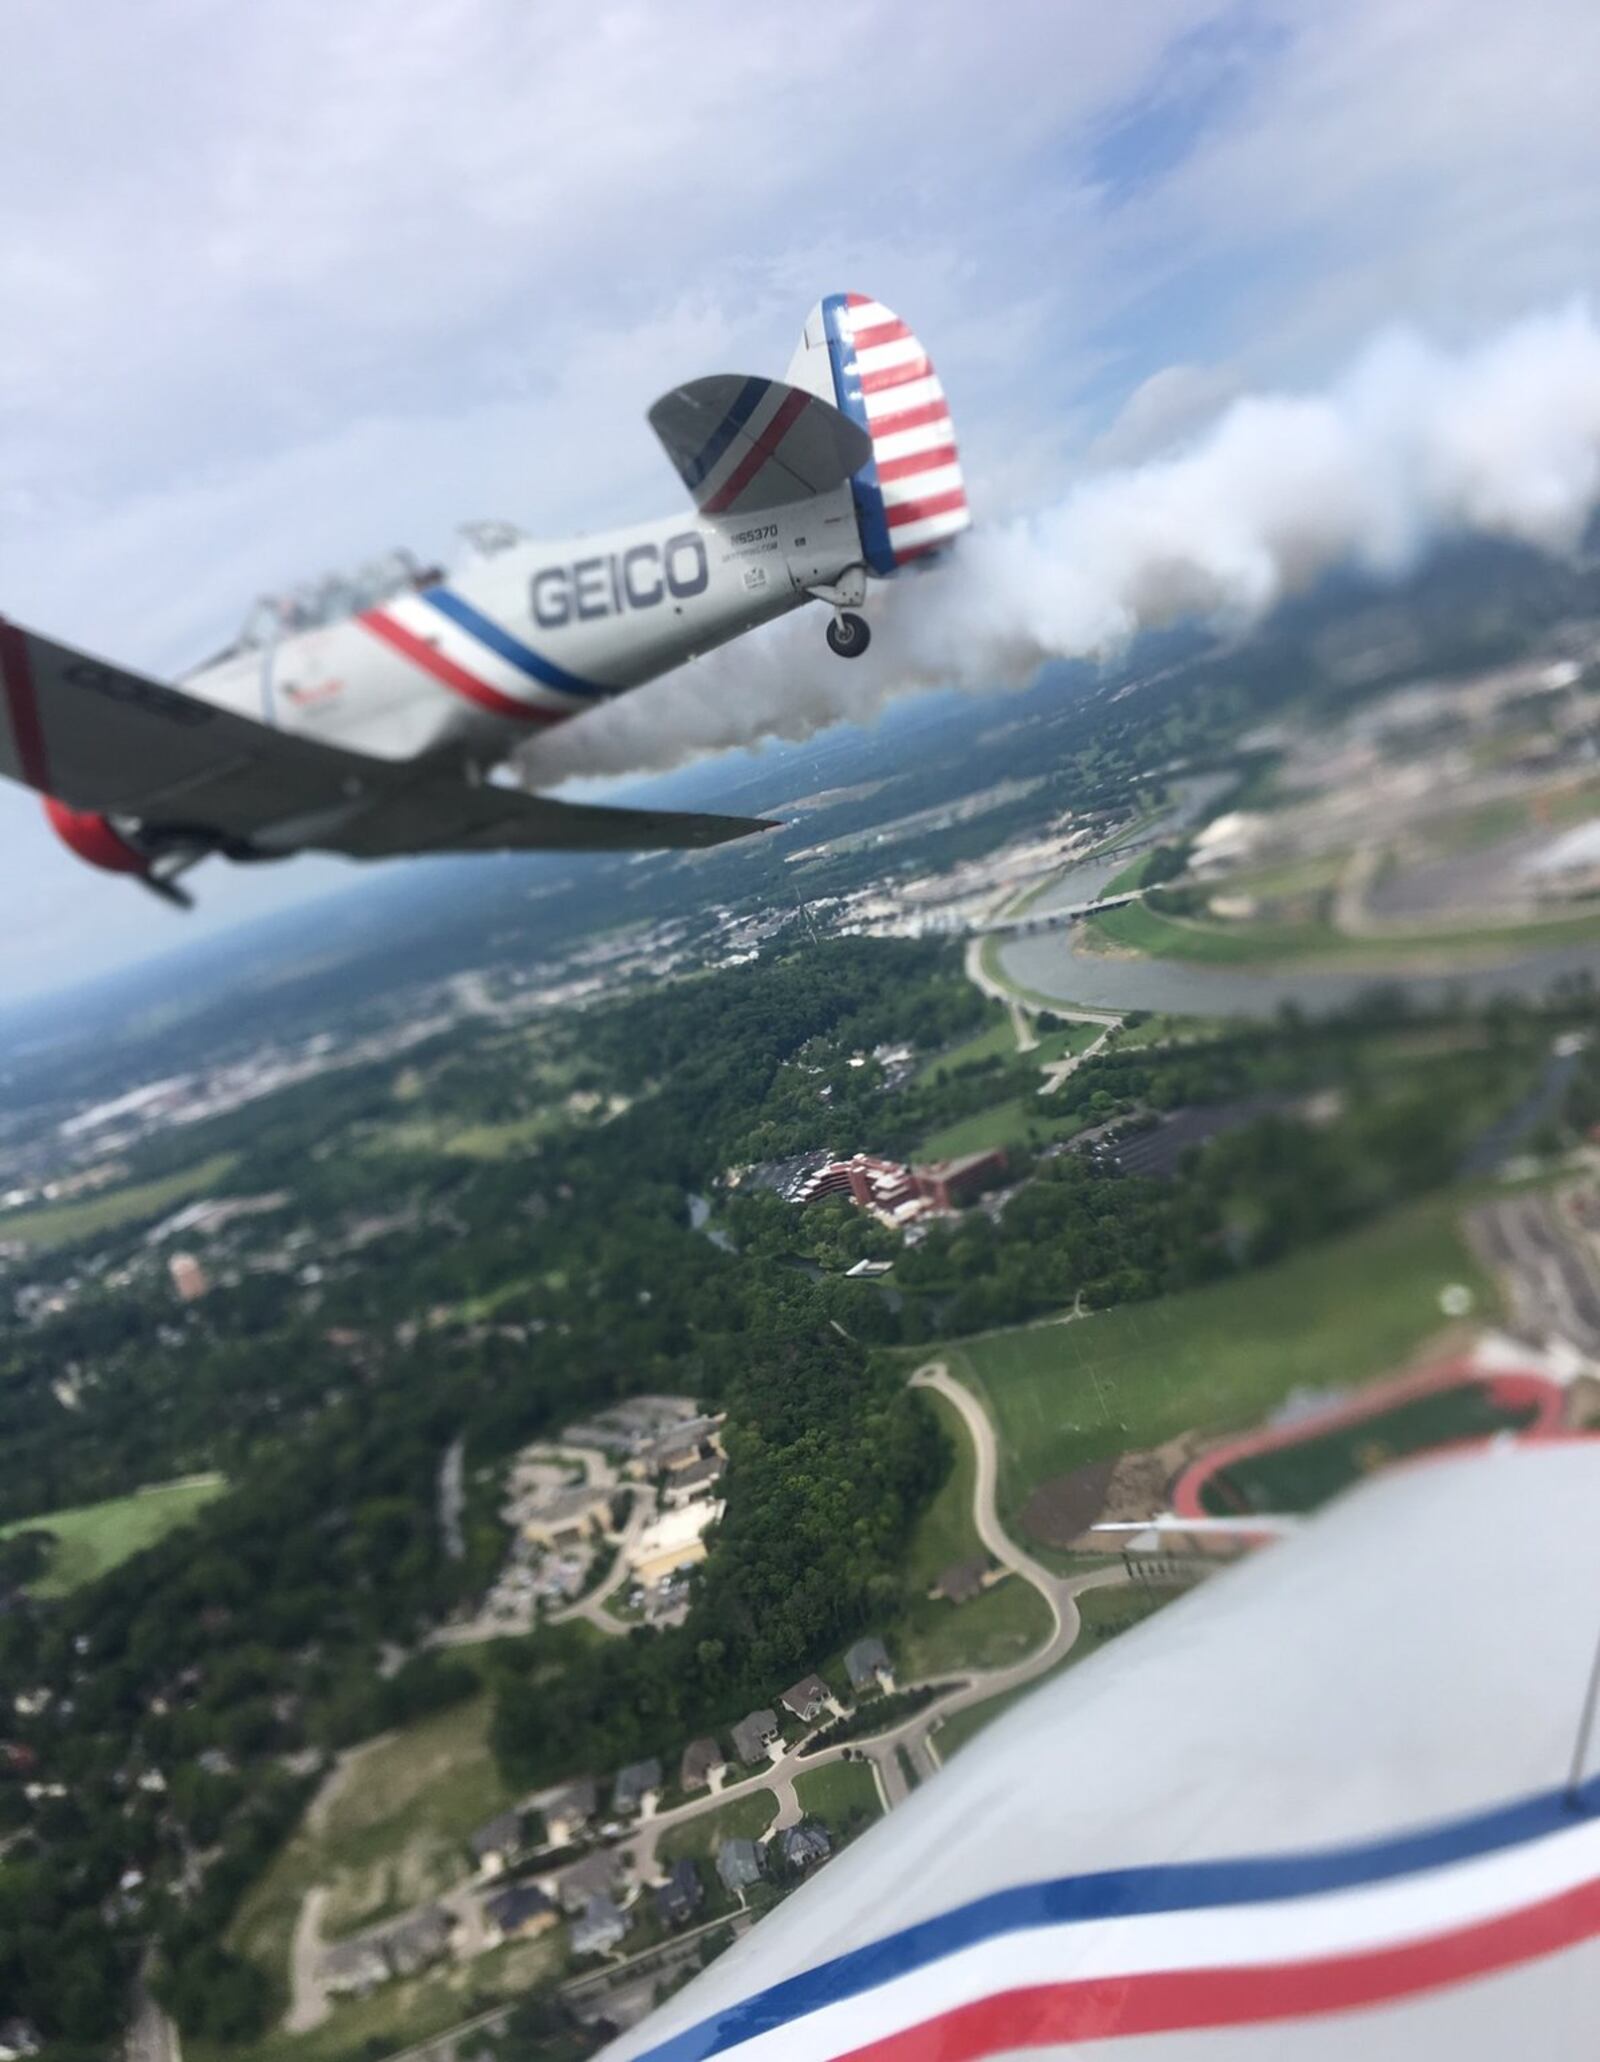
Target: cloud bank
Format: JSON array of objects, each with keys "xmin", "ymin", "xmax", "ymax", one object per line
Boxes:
[{"xmin": 527, "ymin": 302, "xmax": 1600, "ymax": 781}]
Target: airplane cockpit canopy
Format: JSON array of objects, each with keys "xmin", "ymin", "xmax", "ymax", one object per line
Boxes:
[{"xmin": 234, "ymin": 548, "xmax": 438, "ymax": 652}]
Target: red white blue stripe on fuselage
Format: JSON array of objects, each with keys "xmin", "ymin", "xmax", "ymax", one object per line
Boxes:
[
  {"xmin": 356, "ymin": 588, "xmax": 608, "ymax": 728},
  {"xmin": 624, "ymin": 1775, "xmax": 1600, "ymax": 2062}
]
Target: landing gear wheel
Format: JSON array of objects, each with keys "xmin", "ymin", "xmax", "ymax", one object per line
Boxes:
[{"xmin": 826, "ymin": 611, "xmax": 871, "ymax": 659}]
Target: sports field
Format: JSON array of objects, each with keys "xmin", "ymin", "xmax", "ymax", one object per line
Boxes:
[
  {"xmin": 945, "ymin": 1201, "xmax": 1493, "ymax": 1529},
  {"xmin": 1198, "ymin": 1382, "xmax": 1538, "ymax": 1515},
  {"xmin": 1, "ymin": 1475, "xmax": 226, "ymax": 1596}
]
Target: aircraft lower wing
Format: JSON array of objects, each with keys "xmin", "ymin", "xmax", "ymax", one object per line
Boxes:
[
  {"xmin": 601, "ymin": 1441, "xmax": 1600, "ymax": 2061},
  {"xmin": 320, "ymin": 782, "xmax": 777, "ymax": 858},
  {"xmin": 0, "ymin": 616, "xmax": 775, "ymax": 860}
]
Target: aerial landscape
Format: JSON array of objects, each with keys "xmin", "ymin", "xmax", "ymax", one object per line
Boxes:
[{"xmin": 6, "ymin": 4, "xmax": 1600, "ymax": 2060}]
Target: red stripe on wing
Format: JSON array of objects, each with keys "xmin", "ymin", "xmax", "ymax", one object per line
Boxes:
[
  {"xmin": 701, "ymin": 387, "xmax": 813, "ymax": 514},
  {"xmin": 356, "ymin": 610, "xmax": 563, "ymax": 725},
  {"xmin": 850, "ymin": 317, "xmax": 913, "ymax": 352},
  {"xmin": 835, "ymin": 1873, "xmax": 1600, "ymax": 2062},
  {"xmin": 0, "ymin": 616, "xmax": 51, "ymax": 789}
]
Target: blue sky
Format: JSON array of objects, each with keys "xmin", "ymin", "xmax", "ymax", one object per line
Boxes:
[{"xmin": 4, "ymin": 0, "xmax": 1600, "ymax": 1000}]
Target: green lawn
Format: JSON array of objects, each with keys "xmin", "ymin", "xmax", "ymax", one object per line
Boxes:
[
  {"xmin": 657, "ymin": 1788, "xmax": 778, "ymax": 1863},
  {"xmin": 1200, "ymin": 1382, "xmax": 1537, "ymax": 1515},
  {"xmin": 933, "ymin": 1586, "xmax": 1180, "ymax": 1758},
  {"xmin": 917, "ymin": 1012, "xmax": 1020, "ymax": 1081},
  {"xmin": 1, "ymin": 1475, "xmax": 226, "ymax": 1596},
  {"xmin": 902, "ymin": 1390, "xmax": 983, "ymax": 1585},
  {"xmin": 1086, "ymin": 895, "xmax": 1600, "ymax": 969},
  {"xmin": 0, "ymin": 1152, "xmax": 238, "ymax": 1250},
  {"xmin": 794, "ymin": 1760, "xmax": 883, "ymax": 1829},
  {"xmin": 230, "ymin": 1696, "xmax": 517, "ymax": 1999},
  {"xmin": 895, "ymin": 1573, "xmax": 1053, "ymax": 1678},
  {"xmin": 917, "ymin": 1097, "xmax": 1084, "ymax": 1162},
  {"xmin": 946, "ymin": 1200, "xmax": 1494, "ymax": 1531},
  {"xmin": 199, "ymin": 1932, "xmax": 564, "ymax": 2062}
]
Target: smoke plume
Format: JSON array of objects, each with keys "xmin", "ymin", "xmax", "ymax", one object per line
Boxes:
[{"xmin": 524, "ymin": 303, "xmax": 1600, "ymax": 783}]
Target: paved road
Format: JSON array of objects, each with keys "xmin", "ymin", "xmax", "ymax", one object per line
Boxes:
[
  {"xmin": 550, "ymin": 1485, "xmax": 649, "ymax": 1636},
  {"xmin": 124, "ymin": 1963, "xmax": 182, "ymax": 2062},
  {"xmin": 1470, "ymin": 1192, "xmax": 1600, "ymax": 1353}
]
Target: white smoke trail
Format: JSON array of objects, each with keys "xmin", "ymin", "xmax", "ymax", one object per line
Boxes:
[{"xmin": 525, "ymin": 302, "xmax": 1600, "ymax": 782}]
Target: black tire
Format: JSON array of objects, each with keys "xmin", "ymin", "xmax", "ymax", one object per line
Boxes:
[{"xmin": 825, "ymin": 611, "xmax": 871, "ymax": 659}]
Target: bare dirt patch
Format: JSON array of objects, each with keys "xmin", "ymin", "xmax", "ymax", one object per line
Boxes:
[{"xmin": 1022, "ymin": 1434, "xmax": 1209, "ymax": 1548}]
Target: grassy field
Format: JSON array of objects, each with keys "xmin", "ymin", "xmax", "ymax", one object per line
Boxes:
[
  {"xmin": 793, "ymin": 1760, "xmax": 883, "ymax": 1828},
  {"xmin": 201, "ymin": 1933, "xmax": 564, "ymax": 2062},
  {"xmin": 895, "ymin": 1389, "xmax": 1052, "ymax": 1674},
  {"xmin": 230, "ymin": 1697, "xmax": 517, "ymax": 1995},
  {"xmin": 1200, "ymin": 1382, "xmax": 1537, "ymax": 1515},
  {"xmin": 1086, "ymin": 895, "xmax": 1600, "ymax": 969},
  {"xmin": 946, "ymin": 1200, "xmax": 1493, "ymax": 1529},
  {"xmin": 917, "ymin": 1012, "xmax": 1020, "ymax": 1081},
  {"xmin": 1, "ymin": 1475, "xmax": 226, "ymax": 1596},
  {"xmin": 933, "ymin": 1585, "xmax": 1181, "ymax": 1758},
  {"xmin": 0, "ymin": 1152, "xmax": 238, "ymax": 1250},
  {"xmin": 896, "ymin": 1575, "xmax": 1052, "ymax": 1677},
  {"xmin": 657, "ymin": 1788, "xmax": 778, "ymax": 1863},
  {"xmin": 902, "ymin": 1390, "xmax": 983, "ymax": 1583}
]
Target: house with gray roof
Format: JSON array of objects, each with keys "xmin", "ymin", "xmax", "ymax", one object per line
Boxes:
[
  {"xmin": 844, "ymin": 1636, "xmax": 894, "ymax": 1694},
  {"xmin": 569, "ymin": 1893, "xmax": 628, "ymax": 1957},
  {"xmin": 780, "ymin": 1673, "xmax": 832, "ymax": 1724},
  {"xmin": 612, "ymin": 1756, "xmax": 662, "ymax": 1815},
  {"xmin": 383, "ymin": 1904, "xmax": 454, "ymax": 1977},
  {"xmin": 483, "ymin": 1883, "xmax": 556, "ymax": 1945},
  {"xmin": 468, "ymin": 1807, "xmax": 524, "ymax": 1878},
  {"xmin": 544, "ymin": 1775, "xmax": 598, "ymax": 1846},
  {"xmin": 556, "ymin": 1846, "xmax": 624, "ymax": 1913},
  {"xmin": 318, "ymin": 1937, "xmax": 390, "ymax": 1997},
  {"xmin": 654, "ymin": 1856, "xmax": 704, "ymax": 1927},
  {"xmin": 716, "ymin": 1836, "xmax": 765, "ymax": 1894},
  {"xmin": 781, "ymin": 1821, "xmax": 833, "ymax": 1870},
  {"xmin": 731, "ymin": 1707, "xmax": 779, "ymax": 1763},
  {"xmin": 679, "ymin": 1735, "xmax": 725, "ymax": 1791}
]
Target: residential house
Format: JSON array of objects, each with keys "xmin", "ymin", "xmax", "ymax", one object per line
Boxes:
[
  {"xmin": 320, "ymin": 1938, "xmax": 390, "ymax": 1998},
  {"xmin": 780, "ymin": 1822, "xmax": 832, "ymax": 1870},
  {"xmin": 483, "ymin": 1884, "xmax": 557, "ymax": 1946},
  {"xmin": 612, "ymin": 1756, "xmax": 662, "ymax": 1815},
  {"xmin": 469, "ymin": 1808, "xmax": 525, "ymax": 1879},
  {"xmin": 731, "ymin": 1708, "xmax": 780, "ymax": 1764},
  {"xmin": 780, "ymin": 1674, "xmax": 832, "ymax": 1725},
  {"xmin": 520, "ymin": 1483, "xmax": 613, "ymax": 1552},
  {"xmin": 569, "ymin": 1893, "xmax": 629, "ymax": 1957},
  {"xmin": 556, "ymin": 1847, "xmax": 624, "ymax": 1913},
  {"xmin": 654, "ymin": 1856, "xmax": 705, "ymax": 1928},
  {"xmin": 545, "ymin": 1776, "xmax": 598, "ymax": 1846},
  {"xmin": 933, "ymin": 1555, "xmax": 991, "ymax": 1605},
  {"xmin": 384, "ymin": 1905, "xmax": 455, "ymax": 1977},
  {"xmin": 662, "ymin": 1454, "xmax": 726, "ymax": 1508},
  {"xmin": 716, "ymin": 1836, "xmax": 765, "ymax": 1894},
  {"xmin": 679, "ymin": 1735, "xmax": 725, "ymax": 1792},
  {"xmin": 844, "ymin": 1636, "xmax": 895, "ymax": 1696}
]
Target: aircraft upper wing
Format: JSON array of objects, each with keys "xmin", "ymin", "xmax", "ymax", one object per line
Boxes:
[
  {"xmin": 0, "ymin": 617, "xmax": 776, "ymax": 858},
  {"xmin": 601, "ymin": 1441, "xmax": 1600, "ymax": 2062},
  {"xmin": 0, "ymin": 615, "xmax": 382, "ymax": 835}
]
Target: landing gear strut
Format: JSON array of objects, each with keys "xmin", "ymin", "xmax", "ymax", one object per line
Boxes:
[{"xmin": 825, "ymin": 611, "xmax": 871, "ymax": 660}]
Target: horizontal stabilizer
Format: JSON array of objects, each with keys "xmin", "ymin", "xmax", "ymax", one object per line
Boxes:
[
  {"xmin": 648, "ymin": 374, "xmax": 871, "ymax": 517},
  {"xmin": 321, "ymin": 780, "xmax": 780, "ymax": 860}
]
